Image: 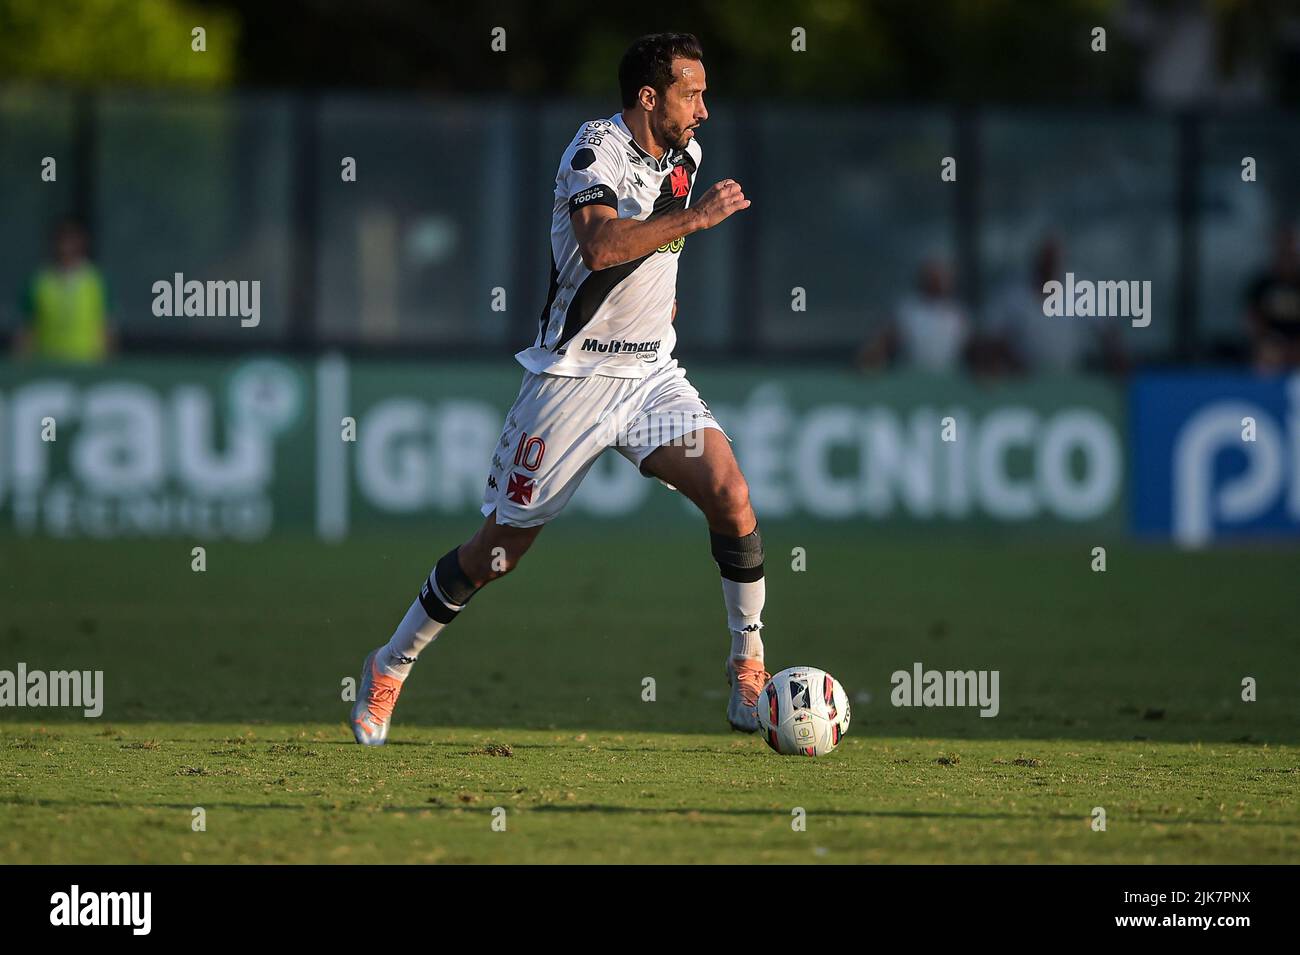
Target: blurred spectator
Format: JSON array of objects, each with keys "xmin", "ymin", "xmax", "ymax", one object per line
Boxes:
[
  {"xmin": 978, "ymin": 236, "xmax": 1127, "ymax": 377},
  {"xmin": 1243, "ymin": 225, "xmax": 1300, "ymax": 371},
  {"xmin": 14, "ymin": 219, "xmax": 114, "ymax": 362},
  {"xmin": 858, "ymin": 258, "xmax": 970, "ymax": 374}
]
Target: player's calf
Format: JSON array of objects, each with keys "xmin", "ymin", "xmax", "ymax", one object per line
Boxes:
[{"xmin": 457, "ymin": 515, "xmax": 545, "ymax": 587}]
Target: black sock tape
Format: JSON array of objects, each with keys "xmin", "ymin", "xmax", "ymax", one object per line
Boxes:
[
  {"xmin": 710, "ymin": 527, "xmax": 765, "ymax": 583},
  {"xmin": 417, "ymin": 547, "xmax": 480, "ymax": 623}
]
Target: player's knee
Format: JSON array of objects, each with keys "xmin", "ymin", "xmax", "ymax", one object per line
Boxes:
[
  {"xmin": 462, "ymin": 543, "xmax": 513, "ymax": 586},
  {"xmin": 465, "ymin": 526, "xmax": 539, "ymax": 586},
  {"xmin": 485, "ymin": 543, "xmax": 528, "ymax": 581},
  {"xmin": 703, "ymin": 475, "xmax": 752, "ymax": 531}
]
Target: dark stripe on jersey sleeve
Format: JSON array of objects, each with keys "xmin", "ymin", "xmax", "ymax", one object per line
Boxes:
[
  {"xmin": 553, "ymin": 162, "xmax": 695, "ymax": 353},
  {"xmin": 568, "ymin": 183, "xmax": 617, "ymax": 215}
]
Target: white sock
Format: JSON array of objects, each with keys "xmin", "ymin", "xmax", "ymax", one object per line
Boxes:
[
  {"xmin": 723, "ymin": 576, "xmax": 765, "ymax": 659},
  {"xmin": 379, "ymin": 598, "xmax": 449, "ymax": 680},
  {"xmin": 731, "ymin": 626, "xmax": 764, "ymax": 660}
]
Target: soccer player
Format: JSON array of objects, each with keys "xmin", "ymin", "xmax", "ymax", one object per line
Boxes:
[{"xmin": 351, "ymin": 33, "xmax": 766, "ymax": 745}]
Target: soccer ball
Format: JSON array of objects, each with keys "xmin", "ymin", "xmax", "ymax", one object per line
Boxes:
[{"xmin": 756, "ymin": 666, "xmax": 851, "ymax": 756}]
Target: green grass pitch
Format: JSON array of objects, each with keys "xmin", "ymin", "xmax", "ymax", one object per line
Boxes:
[{"xmin": 1, "ymin": 521, "xmax": 1297, "ymax": 863}]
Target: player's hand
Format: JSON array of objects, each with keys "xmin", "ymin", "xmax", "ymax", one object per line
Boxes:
[{"xmin": 691, "ymin": 179, "xmax": 750, "ymax": 230}]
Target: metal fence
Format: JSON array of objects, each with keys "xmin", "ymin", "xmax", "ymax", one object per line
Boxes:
[{"xmin": 2, "ymin": 87, "xmax": 1298, "ymax": 362}]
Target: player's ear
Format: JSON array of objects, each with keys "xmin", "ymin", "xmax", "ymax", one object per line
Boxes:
[{"xmin": 637, "ymin": 85, "xmax": 656, "ymax": 112}]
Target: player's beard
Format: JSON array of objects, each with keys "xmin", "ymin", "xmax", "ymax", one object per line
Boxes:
[{"xmin": 657, "ymin": 115, "xmax": 694, "ymax": 150}]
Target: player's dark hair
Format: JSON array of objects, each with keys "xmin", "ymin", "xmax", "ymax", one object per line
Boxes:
[{"xmin": 618, "ymin": 33, "xmax": 704, "ymax": 109}]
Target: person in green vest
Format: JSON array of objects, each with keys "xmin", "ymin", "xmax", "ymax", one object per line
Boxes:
[{"xmin": 15, "ymin": 219, "xmax": 114, "ymax": 362}]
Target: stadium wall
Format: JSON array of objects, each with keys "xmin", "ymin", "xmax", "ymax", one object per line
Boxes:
[
  {"xmin": 0, "ymin": 356, "xmax": 1125, "ymax": 538},
  {"xmin": 1, "ymin": 357, "xmax": 1294, "ymax": 544}
]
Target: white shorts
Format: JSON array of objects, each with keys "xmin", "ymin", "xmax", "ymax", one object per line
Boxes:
[{"xmin": 480, "ymin": 358, "xmax": 728, "ymax": 527}]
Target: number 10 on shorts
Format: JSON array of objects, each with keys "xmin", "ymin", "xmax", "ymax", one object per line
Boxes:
[{"xmin": 514, "ymin": 432, "xmax": 546, "ymax": 472}]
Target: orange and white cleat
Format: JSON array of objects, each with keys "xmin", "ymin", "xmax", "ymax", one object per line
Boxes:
[
  {"xmin": 725, "ymin": 656, "xmax": 770, "ymax": 733},
  {"xmin": 351, "ymin": 649, "xmax": 404, "ymax": 746}
]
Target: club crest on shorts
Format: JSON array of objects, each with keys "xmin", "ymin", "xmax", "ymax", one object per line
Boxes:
[{"xmin": 506, "ymin": 471, "xmax": 535, "ymax": 505}]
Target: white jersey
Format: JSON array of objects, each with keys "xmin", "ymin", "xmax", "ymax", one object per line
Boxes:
[{"xmin": 516, "ymin": 112, "xmax": 702, "ymax": 379}]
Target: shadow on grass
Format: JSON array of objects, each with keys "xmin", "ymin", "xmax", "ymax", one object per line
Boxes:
[
  {"xmin": 4, "ymin": 712, "xmax": 1298, "ymax": 746},
  {"xmin": 0, "ymin": 794, "xmax": 1292, "ymax": 828}
]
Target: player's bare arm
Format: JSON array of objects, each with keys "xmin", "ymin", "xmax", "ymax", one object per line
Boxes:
[{"xmin": 572, "ymin": 179, "xmax": 750, "ymax": 271}]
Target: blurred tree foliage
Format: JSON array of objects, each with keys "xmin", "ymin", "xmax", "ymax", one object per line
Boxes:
[
  {"xmin": 0, "ymin": 0, "xmax": 237, "ymax": 87},
  {"xmin": 0, "ymin": 0, "xmax": 1294, "ymax": 103},
  {"xmin": 223, "ymin": 0, "xmax": 1139, "ymax": 102}
]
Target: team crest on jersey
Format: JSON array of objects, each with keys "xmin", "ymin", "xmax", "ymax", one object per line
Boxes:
[{"xmin": 669, "ymin": 165, "xmax": 690, "ymax": 198}]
